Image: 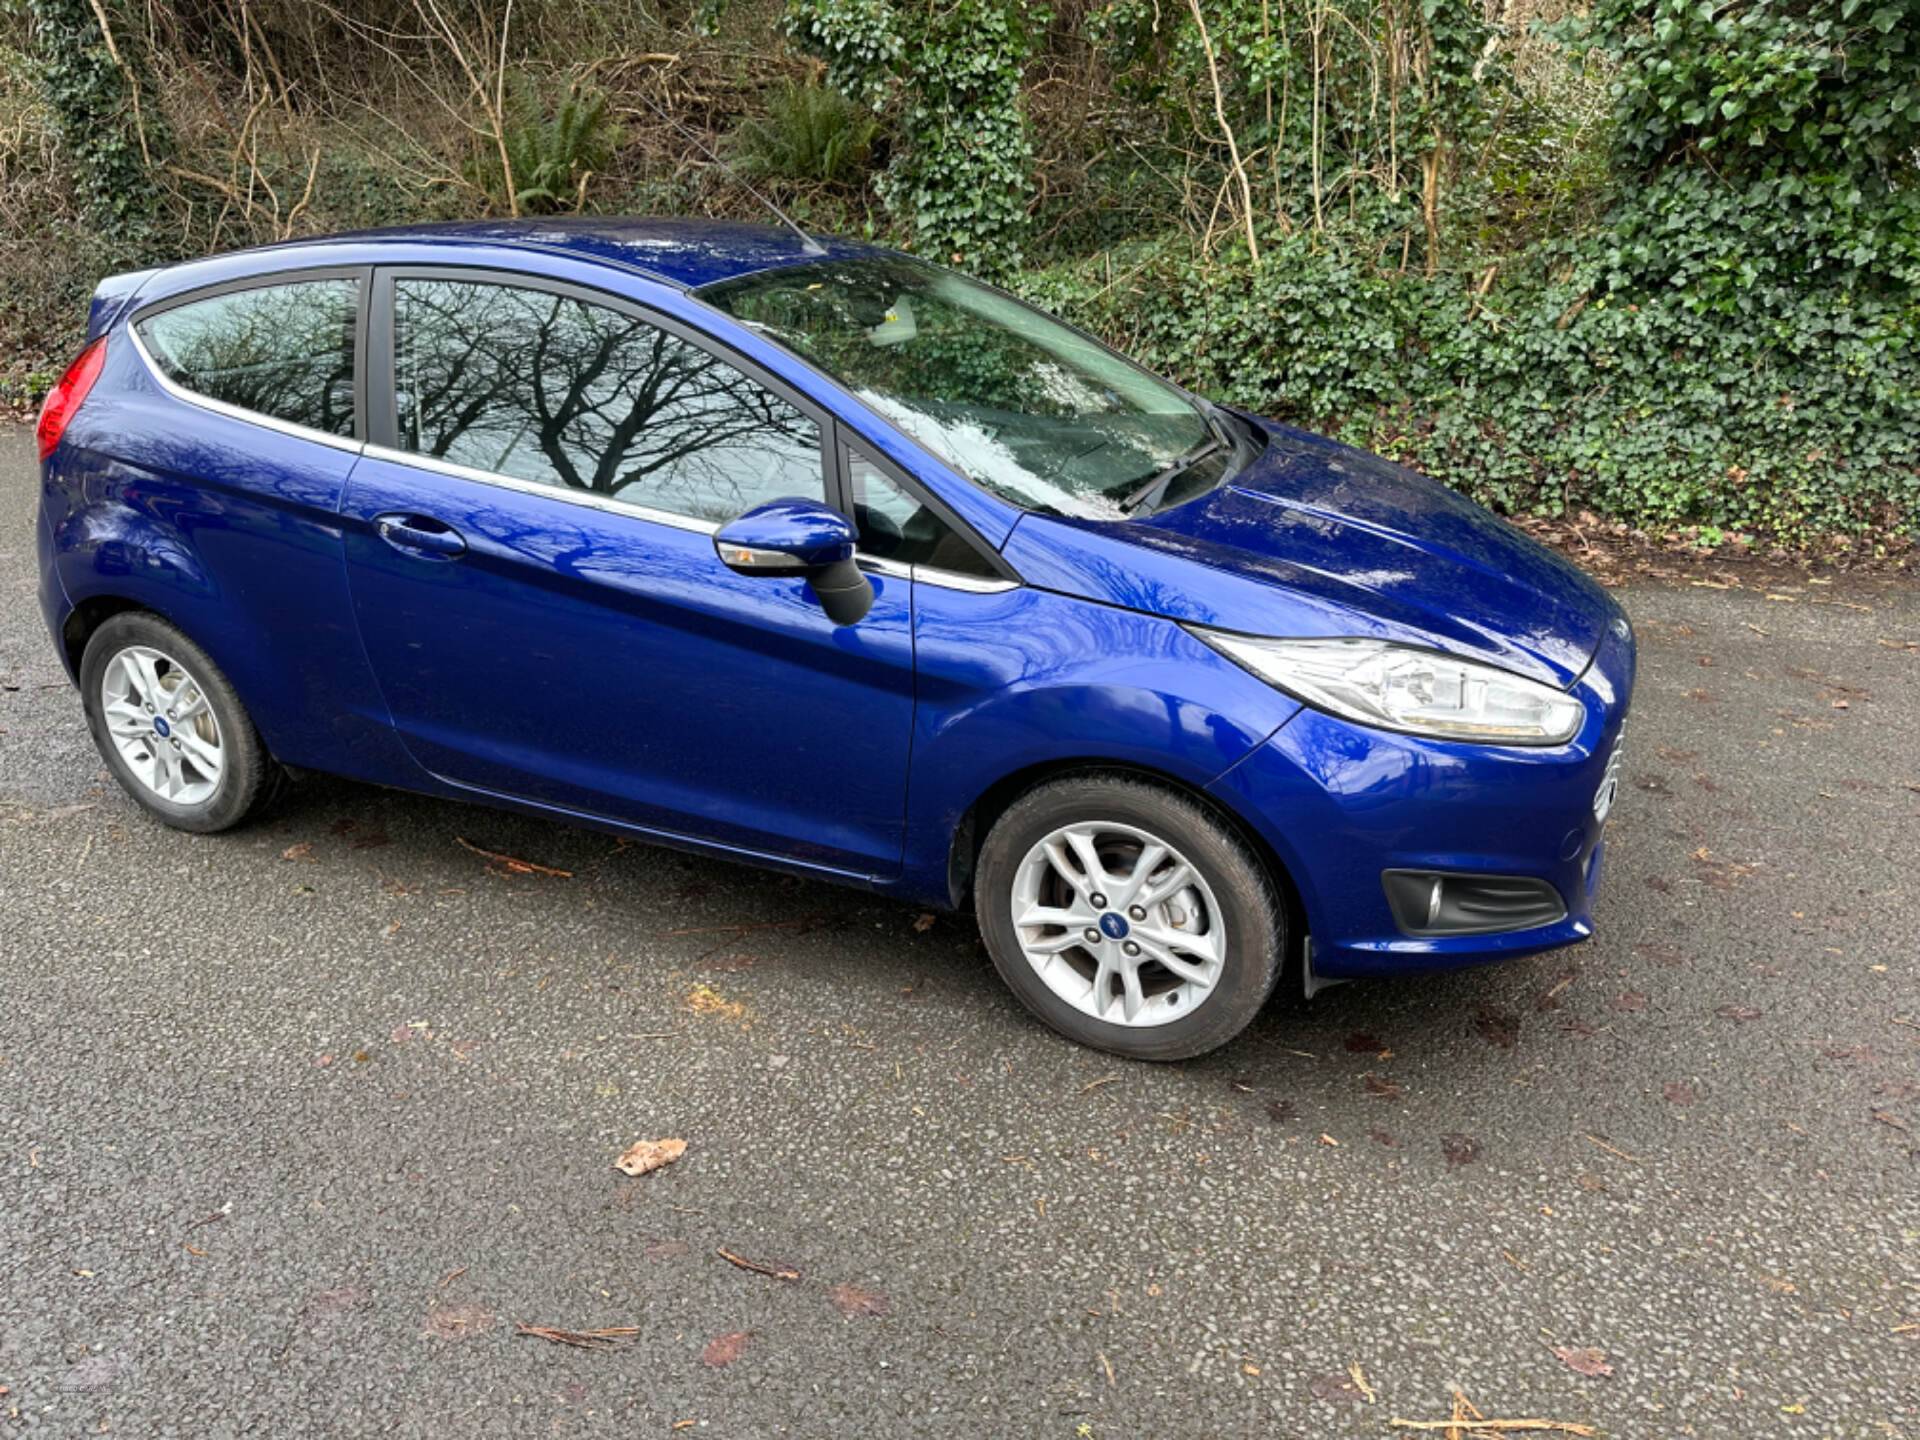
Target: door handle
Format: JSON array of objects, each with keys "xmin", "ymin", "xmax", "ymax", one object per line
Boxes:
[{"xmin": 374, "ymin": 513, "xmax": 466, "ymax": 558}]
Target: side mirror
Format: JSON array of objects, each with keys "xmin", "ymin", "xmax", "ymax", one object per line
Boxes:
[{"xmin": 713, "ymin": 498, "xmax": 874, "ymax": 626}]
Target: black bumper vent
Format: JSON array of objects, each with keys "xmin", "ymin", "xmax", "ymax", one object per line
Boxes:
[{"xmin": 1382, "ymin": 869, "xmax": 1568, "ymax": 938}]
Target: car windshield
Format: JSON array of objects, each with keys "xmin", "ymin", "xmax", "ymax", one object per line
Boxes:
[{"xmin": 700, "ymin": 257, "xmax": 1230, "ymax": 519}]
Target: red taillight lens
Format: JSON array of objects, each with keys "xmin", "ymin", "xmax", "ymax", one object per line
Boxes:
[{"xmin": 37, "ymin": 336, "xmax": 108, "ymax": 462}]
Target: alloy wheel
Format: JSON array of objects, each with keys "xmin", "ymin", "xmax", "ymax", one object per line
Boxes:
[
  {"xmin": 99, "ymin": 644, "xmax": 224, "ymax": 805},
  {"xmin": 1009, "ymin": 821, "xmax": 1226, "ymax": 1027}
]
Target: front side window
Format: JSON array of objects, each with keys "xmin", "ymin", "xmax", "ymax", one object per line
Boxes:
[
  {"xmin": 847, "ymin": 448, "xmax": 996, "ymax": 577},
  {"xmin": 392, "ymin": 277, "xmax": 822, "ymax": 524},
  {"xmin": 137, "ymin": 278, "xmax": 358, "ymax": 437},
  {"xmin": 701, "ymin": 258, "xmax": 1247, "ymax": 519}
]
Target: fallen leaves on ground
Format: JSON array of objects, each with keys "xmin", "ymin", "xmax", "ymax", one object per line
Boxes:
[
  {"xmin": 1474, "ymin": 1005, "xmax": 1520, "ymax": 1048},
  {"xmin": 1872, "ymin": 1109, "xmax": 1910, "ymax": 1132},
  {"xmin": 614, "ymin": 1138, "xmax": 685, "ymax": 1177},
  {"xmin": 1661, "ymin": 1082, "xmax": 1696, "ymax": 1106},
  {"xmin": 1265, "ymin": 1099, "xmax": 1297, "ymax": 1124},
  {"xmin": 826, "ymin": 1283, "xmax": 893, "ymax": 1318},
  {"xmin": 1363, "ymin": 1074, "xmax": 1404, "ymax": 1101},
  {"xmin": 685, "ymin": 985, "xmax": 746, "ymax": 1021},
  {"xmin": 515, "ymin": 1322, "xmax": 639, "ymax": 1350},
  {"xmin": 1716, "ymin": 1004, "xmax": 1765, "ymax": 1024},
  {"xmin": 1612, "ymin": 991, "xmax": 1647, "ymax": 1013},
  {"xmin": 701, "ymin": 1331, "xmax": 751, "ymax": 1367},
  {"xmin": 281, "ymin": 842, "xmax": 314, "ymax": 861},
  {"xmin": 1345, "ymin": 1033, "xmax": 1391, "ymax": 1055},
  {"xmin": 1441, "ymin": 1133, "xmax": 1481, "ymax": 1169},
  {"xmin": 912, "ymin": 912, "xmax": 937, "ymax": 932},
  {"xmin": 644, "ymin": 1238, "xmax": 691, "ymax": 1262},
  {"xmin": 1550, "ymin": 1345, "xmax": 1615, "ymax": 1379},
  {"xmin": 1309, "ymin": 1371, "xmax": 1366, "ymax": 1403},
  {"xmin": 422, "ymin": 1300, "xmax": 494, "ymax": 1340}
]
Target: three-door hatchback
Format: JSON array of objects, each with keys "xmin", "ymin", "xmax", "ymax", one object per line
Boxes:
[{"xmin": 36, "ymin": 217, "xmax": 1633, "ymax": 1059}]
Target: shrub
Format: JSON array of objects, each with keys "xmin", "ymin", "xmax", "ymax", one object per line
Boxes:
[
  {"xmin": 732, "ymin": 82, "xmax": 876, "ymax": 185},
  {"xmin": 466, "ymin": 76, "xmax": 622, "ymax": 216}
]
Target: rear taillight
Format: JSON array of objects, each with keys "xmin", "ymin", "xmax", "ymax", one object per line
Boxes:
[{"xmin": 37, "ymin": 336, "xmax": 108, "ymax": 462}]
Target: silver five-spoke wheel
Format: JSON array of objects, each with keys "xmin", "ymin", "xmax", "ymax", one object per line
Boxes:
[
  {"xmin": 99, "ymin": 644, "xmax": 224, "ymax": 805},
  {"xmin": 1010, "ymin": 820, "xmax": 1226, "ymax": 1028}
]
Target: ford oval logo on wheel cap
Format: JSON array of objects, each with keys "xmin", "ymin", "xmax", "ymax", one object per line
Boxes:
[
  {"xmin": 152, "ymin": 716, "xmax": 171, "ymax": 739},
  {"xmin": 1098, "ymin": 912, "xmax": 1130, "ymax": 940}
]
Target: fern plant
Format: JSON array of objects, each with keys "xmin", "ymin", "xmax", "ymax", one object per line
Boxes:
[
  {"xmin": 468, "ymin": 76, "xmax": 623, "ymax": 215},
  {"xmin": 731, "ymin": 82, "xmax": 876, "ymax": 186}
]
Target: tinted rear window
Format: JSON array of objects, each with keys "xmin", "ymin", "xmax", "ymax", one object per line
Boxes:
[{"xmin": 137, "ymin": 278, "xmax": 358, "ymax": 437}]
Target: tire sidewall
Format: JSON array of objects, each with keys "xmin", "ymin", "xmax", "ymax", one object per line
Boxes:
[
  {"xmin": 976, "ymin": 779, "xmax": 1283, "ymax": 1061},
  {"xmin": 79, "ymin": 613, "xmax": 263, "ymax": 834}
]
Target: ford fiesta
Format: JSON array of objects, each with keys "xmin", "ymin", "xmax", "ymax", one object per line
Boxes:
[{"xmin": 34, "ymin": 218, "xmax": 1632, "ymax": 1060}]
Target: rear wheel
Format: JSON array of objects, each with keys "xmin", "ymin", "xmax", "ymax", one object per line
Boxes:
[
  {"xmin": 80, "ymin": 612, "xmax": 279, "ymax": 833},
  {"xmin": 975, "ymin": 776, "xmax": 1284, "ymax": 1060}
]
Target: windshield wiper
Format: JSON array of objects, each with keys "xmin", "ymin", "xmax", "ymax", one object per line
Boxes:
[{"xmin": 1119, "ymin": 436, "xmax": 1222, "ymax": 516}]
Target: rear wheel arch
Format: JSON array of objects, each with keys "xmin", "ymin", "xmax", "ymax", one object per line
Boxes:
[
  {"xmin": 62, "ymin": 594, "xmax": 149, "ymax": 678},
  {"xmin": 946, "ymin": 759, "xmax": 1307, "ymax": 955}
]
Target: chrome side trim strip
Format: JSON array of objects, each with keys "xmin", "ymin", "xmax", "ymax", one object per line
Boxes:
[
  {"xmin": 359, "ymin": 443, "xmax": 722, "ymax": 535},
  {"xmin": 913, "ymin": 567, "xmax": 1021, "ymax": 594},
  {"xmin": 127, "ymin": 325, "xmax": 365, "ymax": 456},
  {"xmin": 854, "ymin": 554, "xmax": 1020, "ymax": 592}
]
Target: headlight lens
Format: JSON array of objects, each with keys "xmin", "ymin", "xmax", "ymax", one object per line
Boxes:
[{"xmin": 1191, "ymin": 631, "xmax": 1586, "ymax": 745}]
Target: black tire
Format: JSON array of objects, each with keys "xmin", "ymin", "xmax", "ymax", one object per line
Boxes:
[
  {"xmin": 79, "ymin": 611, "xmax": 281, "ymax": 834},
  {"xmin": 975, "ymin": 776, "xmax": 1285, "ymax": 1060}
]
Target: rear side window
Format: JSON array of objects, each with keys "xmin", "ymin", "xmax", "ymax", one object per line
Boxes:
[
  {"xmin": 848, "ymin": 448, "xmax": 997, "ymax": 577},
  {"xmin": 137, "ymin": 278, "xmax": 358, "ymax": 437},
  {"xmin": 391, "ymin": 277, "xmax": 823, "ymax": 524}
]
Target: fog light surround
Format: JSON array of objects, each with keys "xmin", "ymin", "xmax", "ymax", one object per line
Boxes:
[{"xmin": 1382, "ymin": 869, "xmax": 1568, "ymax": 938}]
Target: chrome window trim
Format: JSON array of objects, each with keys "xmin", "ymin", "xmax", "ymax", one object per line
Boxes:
[
  {"xmin": 361, "ymin": 443, "xmax": 721, "ymax": 535},
  {"xmin": 855, "ymin": 552, "xmax": 1019, "ymax": 591},
  {"xmin": 127, "ymin": 323, "xmax": 365, "ymax": 457},
  {"xmin": 913, "ymin": 566, "xmax": 1020, "ymax": 594}
]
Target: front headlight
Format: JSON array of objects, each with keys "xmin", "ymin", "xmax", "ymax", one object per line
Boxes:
[{"xmin": 1190, "ymin": 630, "xmax": 1586, "ymax": 745}]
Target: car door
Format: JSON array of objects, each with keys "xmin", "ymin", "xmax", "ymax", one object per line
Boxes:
[{"xmin": 337, "ymin": 268, "xmax": 915, "ymax": 878}]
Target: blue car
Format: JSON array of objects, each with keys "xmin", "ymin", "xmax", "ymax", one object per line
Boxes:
[{"xmin": 34, "ymin": 218, "xmax": 1632, "ymax": 1060}]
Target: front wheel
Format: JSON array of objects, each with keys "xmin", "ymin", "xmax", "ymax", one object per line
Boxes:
[
  {"xmin": 975, "ymin": 777, "xmax": 1285, "ymax": 1060},
  {"xmin": 79, "ymin": 611, "xmax": 280, "ymax": 833}
]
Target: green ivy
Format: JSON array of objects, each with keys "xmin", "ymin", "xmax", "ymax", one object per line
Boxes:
[
  {"xmin": 784, "ymin": 0, "xmax": 1038, "ymax": 271},
  {"xmin": 24, "ymin": 0, "xmax": 167, "ymax": 240}
]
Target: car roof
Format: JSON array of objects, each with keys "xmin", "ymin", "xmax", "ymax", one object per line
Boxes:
[{"xmin": 268, "ymin": 216, "xmax": 894, "ymax": 291}]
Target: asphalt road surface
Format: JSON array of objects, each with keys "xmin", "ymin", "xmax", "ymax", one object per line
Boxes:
[{"xmin": 3, "ymin": 423, "xmax": 1917, "ymax": 1439}]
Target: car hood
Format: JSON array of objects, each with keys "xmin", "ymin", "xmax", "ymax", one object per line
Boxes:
[{"xmin": 999, "ymin": 418, "xmax": 1615, "ymax": 689}]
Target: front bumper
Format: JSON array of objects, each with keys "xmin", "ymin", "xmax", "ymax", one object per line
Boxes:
[{"xmin": 1209, "ymin": 613, "xmax": 1635, "ymax": 980}]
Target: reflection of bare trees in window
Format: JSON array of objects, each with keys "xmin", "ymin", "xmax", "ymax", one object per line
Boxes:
[
  {"xmin": 139, "ymin": 281, "xmax": 358, "ymax": 437},
  {"xmin": 395, "ymin": 280, "xmax": 820, "ymax": 523}
]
